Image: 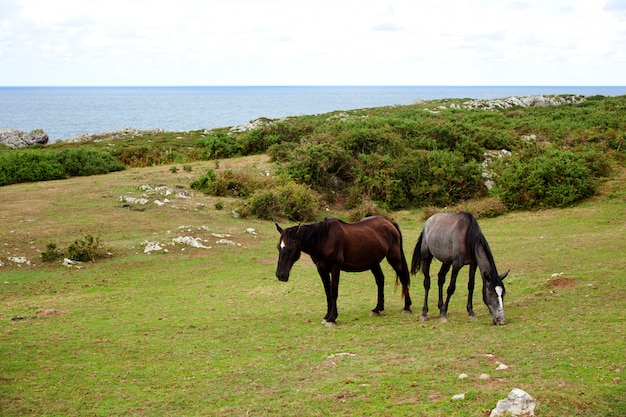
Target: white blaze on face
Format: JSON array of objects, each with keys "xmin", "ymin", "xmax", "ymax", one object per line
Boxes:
[
  {"xmin": 495, "ymin": 286, "xmax": 504, "ymax": 309},
  {"xmin": 280, "ymin": 240, "xmax": 286, "ymax": 249}
]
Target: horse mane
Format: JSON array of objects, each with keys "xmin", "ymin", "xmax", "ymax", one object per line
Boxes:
[
  {"xmin": 462, "ymin": 211, "xmax": 497, "ymax": 270},
  {"xmin": 293, "ymin": 218, "xmax": 331, "ymax": 253}
]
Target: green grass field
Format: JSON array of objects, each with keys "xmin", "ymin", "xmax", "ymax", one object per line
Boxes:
[{"xmin": 1, "ymin": 158, "xmax": 624, "ymax": 416}]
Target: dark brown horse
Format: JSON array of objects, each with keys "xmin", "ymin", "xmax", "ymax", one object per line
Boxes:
[
  {"xmin": 275, "ymin": 216, "xmax": 412, "ymax": 326},
  {"xmin": 410, "ymin": 211, "xmax": 509, "ymax": 325}
]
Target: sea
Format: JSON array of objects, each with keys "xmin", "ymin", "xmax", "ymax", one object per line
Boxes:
[{"xmin": 1, "ymin": 86, "xmax": 625, "ymax": 142}]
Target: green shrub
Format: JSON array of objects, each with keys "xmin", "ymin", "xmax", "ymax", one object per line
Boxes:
[
  {"xmin": 55, "ymin": 147, "xmax": 125, "ymax": 176},
  {"xmin": 191, "ymin": 169, "xmax": 258, "ymax": 198},
  {"xmin": 0, "ymin": 150, "xmax": 66, "ymax": 185},
  {"xmin": 267, "ymin": 142, "xmax": 300, "ymax": 163},
  {"xmin": 394, "ymin": 150, "xmax": 485, "ymax": 207},
  {"xmin": 351, "ymin": 153, "xmax": 408, "ymax": 209},
  {"xmin": 40, "ymin": 243, "xmax": 64, "ymax": 263},
  {"xmin": 241, "ymin": 182, "xmax": 319, "ymax": 222},
  {"xmin": 492, "ymin": 148, "xmax": 598, "ymax": 210},
  {"xmin": 190, "ymin": 168, "xmax": 216, "ymax": 191},
  {"xmin": 66, "ymin": 234, "xmax": 109, "ymax": 262},
  {"xmin": 283, "ymin": 142, "xmax": 354, "ymax": 191}
]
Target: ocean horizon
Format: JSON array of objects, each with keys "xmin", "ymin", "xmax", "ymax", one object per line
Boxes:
[{"xmin": 2, "ymin": 85, "xmax": 625, "ymax": 142}]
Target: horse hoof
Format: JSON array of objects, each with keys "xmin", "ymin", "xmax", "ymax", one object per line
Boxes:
[
  {"xmin": 402, "ymin": 309, "xmax": 412, "ymax": 315},
  {"xmin": 324, "ymin": 320, "xmax": 337, "ymax": 327},
  {"xmin": 419, "ymin": 315, "xmax": 428, "ymax": 322},
  {"xmin": 439, "ymin": 317, "xmax": 448, "ymax": 323},
  {"xmin": 369, "ymin": 311, "xmax": 380, "ymax": 317},
  {"xmin": 468, "ymin": 315, "xmax": 477, "ymax": 322}
]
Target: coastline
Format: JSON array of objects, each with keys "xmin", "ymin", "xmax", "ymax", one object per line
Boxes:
[{"xmin": 1, "ymin": 86, "xmax": 624, "ymax": 142}]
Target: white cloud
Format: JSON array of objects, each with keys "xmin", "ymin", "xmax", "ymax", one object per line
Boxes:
[{"xmin": 1, "ymin": 0, "xmax": 624, "ymax": 85}]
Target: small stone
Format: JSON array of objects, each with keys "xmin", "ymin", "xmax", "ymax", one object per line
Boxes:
[
  {"xmin": 458, "ymin": 373, "xmax": 469, "ymax": 379},
  {"xmin": 479, "ymin": 373, "xmax": 491, "ymax": 380},
  {"xmin": 451, "ymin": 393, "xmax": 465, "ymax": 401}
]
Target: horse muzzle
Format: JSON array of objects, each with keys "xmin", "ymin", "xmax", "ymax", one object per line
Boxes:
[{"xmin": 276, "ymin": 271, "xmax": 290, "ymax": 282}]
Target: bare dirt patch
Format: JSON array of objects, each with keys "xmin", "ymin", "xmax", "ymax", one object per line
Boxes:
[
  {"xmin": 34, "ymin": 308, "xmax": 66, "ymax": 318},
  {"xmin": 545, "ymin": 276, "xmax": 578, "ymax": 290}
]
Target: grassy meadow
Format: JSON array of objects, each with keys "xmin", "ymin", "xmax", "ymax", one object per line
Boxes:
[{"xmin": 1, "ymin": 156, "xmax": 625, "ymax": 416}]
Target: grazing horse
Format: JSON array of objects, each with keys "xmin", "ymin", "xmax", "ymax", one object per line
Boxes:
[
  {"xmin": 410, "ymin": 211, "xmax": 509, "ymax": 325},
  {"xmin": 275, "ymin": 216, "xmax": 412, "ymax": 326}
]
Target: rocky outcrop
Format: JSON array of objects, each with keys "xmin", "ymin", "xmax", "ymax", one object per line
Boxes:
[
  {"xmin": 0, "ymin": 128, "xmax": 49, "ymax": 148},
  {"xmin": 57, "ymin": 126, "xmax": 165, "ymax": 143},
  {"xmin": 415, "ymin": 95, "xmax": 585, "ymax": 112},
  {"xmin": 461, "ymin": 94, "xmax": 584, "ymax": 110}
]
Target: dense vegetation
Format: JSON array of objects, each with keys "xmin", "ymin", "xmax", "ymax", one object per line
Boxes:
[
  {"xmin": 0, "ymin": 146, "xmax": 125, "ymax": 186},
  {"xmin": 2, "ymin": 95, "xmax": 624, "ymax": 218}
]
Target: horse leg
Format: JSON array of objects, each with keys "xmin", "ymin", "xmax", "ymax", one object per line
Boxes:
[
  {"xmin": 437, "ymin": 263, "xmax": 451, "ymax": 322},
  {"xmin": 420, "ymin": 256, "xmax": 433, "ymax": 321},
  {"xmin": 369, "ymin": 264, "xmax": 385, "ymax": 316},
  {"xmin": 441, "ymin": 265, "xmax": 461, "ymax": 323},
  {"xmin": 318, "ymin": 269, "xmax": 333, "ymax": 325},
  {"xmin": 467, "ymin": 264, "xmax": 477, "ymax": 321},
  {"xmin": 324, "ymin": 267, "xmax": 341, "ymax": 326},
  {"xmin": 387, "ymin": 252, "xmax": 412, "ymax": 314}
]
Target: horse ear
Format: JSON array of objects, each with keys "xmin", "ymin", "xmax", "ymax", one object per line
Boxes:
[
  {"xmin": 500, "ymin": 270, "xmax": 510, "ymax": 280},
  {"xmin": 275, "ymin": 223, "xmax": 283, "ymax": 234}
]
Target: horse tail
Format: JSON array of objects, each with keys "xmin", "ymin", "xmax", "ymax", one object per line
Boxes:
[
  {"xmin": 410, "ymin": 231, "xmax": 424, "ymax": 275},
  {"xmin": 391, "ymin": 220, "xmax": 411, "ymax": 300}
]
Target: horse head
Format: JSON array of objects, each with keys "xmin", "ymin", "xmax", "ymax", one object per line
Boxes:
[
  {"xmin": 275, "ymin": 223, "xmax": 302, "ymax": 282},
  {"xmin": 482, "ymin": 270, "xmax": 509, "ymax": 325}
]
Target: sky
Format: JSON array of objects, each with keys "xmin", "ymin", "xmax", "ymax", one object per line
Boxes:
[{"xmin": 1, "ymin": 0, "xmax": 625, "ymax": 86}]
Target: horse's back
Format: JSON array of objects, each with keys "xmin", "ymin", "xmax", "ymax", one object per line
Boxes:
[
  {"xmin": 327, "ymin": 216, "xmax": 402, "ymax": 267},
  {"xmin": 422, "ymin": 212, "xmax": 471, "ymax": 264}
]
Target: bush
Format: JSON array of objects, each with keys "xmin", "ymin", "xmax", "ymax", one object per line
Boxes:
[
  {"xmin": 492, "ymin": 148, "xmax": 598, "ymax": 210},
  {"xmin": 40, "ymin": 243, "xmax": 64, "ymax": 262},
  {"xmin": 55, "ymin": 147, "xmax": 125, "ymax": 176},
  {"xmin": 66, "ymin": 234, "xmax": 109, "ymax": 262},
  {"xmin": 394, "ymin": 150, "xmax": 486, "ymax": 207},
  {"xmin": 41, "ymin": 234, "xmax": 110, "ymax": 263},
  {"xmin": 191, "ymin": 169, "xmax": 258, "ymax": 198},
  {"xmin": 282, "ymin": 142, "xmax": 354, "ymax": 191},
  {"xmin": 0, "ymin": 150, "xmax": 66, "ymax": 185},
  {"xmin": 241, "ymin": 182, "xmax": 319, "ymax": 222}
]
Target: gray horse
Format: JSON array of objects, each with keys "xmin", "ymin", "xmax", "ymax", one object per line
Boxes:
[{"xmin": 411, "ymin": 211, "xmax": 509, "ymax": 325}]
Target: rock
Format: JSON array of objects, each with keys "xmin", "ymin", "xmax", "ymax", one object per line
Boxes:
[
  {"xmin": 143, "ymin": 241, "xmax": 164, "ymax": 253},
  {"xmin": 451, "ymin": 393, "xmax": 465, "ymax": 401},
  {"xmin": 63, "ymin": 258, "xmax": 82, "ymax": 267},
  {"xmin": 490, "ymin": 388, "xmax": 536, "ymax": 417},
  {"xmin": 326, "ymin": 352, "xmax": 356, "ymax": 359},
  {"xmin": 479, "ymin": 373, "xmax": 491, "ymax": 380},
  {"xmin": 8, "ymin": 256, "xmax": 31, "ymax": 265},
  {"xmin": 0, "ymin": 128, "xmax": 49, "ymax": 148},
  {"xmin": 458, "ymin": 373, "xmax": 469, "ymax": 379},
  {"xmin": 172, "ymin": 236, "xmax": 211, "ymax": 249},
  {"xmin": 120, "ymin": 196, "xmax": 149, "ymax": 205}
]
